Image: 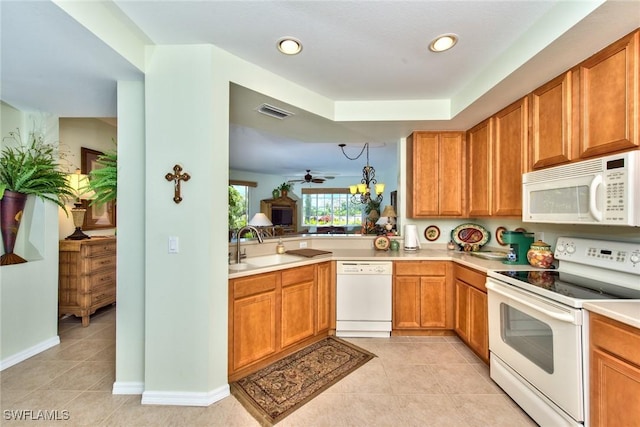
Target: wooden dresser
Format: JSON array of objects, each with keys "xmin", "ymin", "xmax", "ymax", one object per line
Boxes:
[{"xmin": 58, "ymin": 237, "xmax": 116, "ymax": 326}]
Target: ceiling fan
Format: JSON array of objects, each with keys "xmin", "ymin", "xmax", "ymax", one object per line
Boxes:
[{"xmin": 288, "ymin": 170, "xmax": 334, "ymax": 184}]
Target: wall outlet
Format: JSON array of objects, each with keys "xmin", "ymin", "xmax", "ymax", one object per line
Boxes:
[{"xmin": 299, "ymin": 241, "xmax": 308, "ymax": 248}]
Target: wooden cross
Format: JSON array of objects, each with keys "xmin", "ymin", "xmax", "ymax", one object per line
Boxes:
[{"xmin": 165, "ymin": 164, "xmax": 191, "ymax": 204}]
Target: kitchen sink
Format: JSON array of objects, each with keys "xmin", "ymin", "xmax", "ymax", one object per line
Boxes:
[{"xmin": 229, "ymin": 254, "xmax": 301, "ymax": 271}]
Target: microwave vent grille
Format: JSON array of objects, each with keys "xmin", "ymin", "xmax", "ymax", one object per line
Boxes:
[{"xmin": 524, "ymin": 158, "xmax": 602, "ymax": 183}]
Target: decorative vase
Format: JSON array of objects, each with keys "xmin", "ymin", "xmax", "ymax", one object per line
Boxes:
[
  {"xmin": 1, "ymin": 190, "xmax": 28, "ymax": 265},
  {"xmin": 272, "ymin": 189, "xmax": 280, "ymax": 199},
  {"xmin": 527, "ymin": 240, "xmax": 554, "ymax": 269},
  {"xmin": 281, "ymin": 190, "xmax": 288, "ymax": 198}
]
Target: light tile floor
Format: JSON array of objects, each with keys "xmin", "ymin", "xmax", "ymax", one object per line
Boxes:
[{"xmin": 1, "ymin": 305, "xmax": 537, "ymax": 426}]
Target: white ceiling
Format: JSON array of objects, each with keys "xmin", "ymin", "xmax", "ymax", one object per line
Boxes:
[{"xmin": 2, "ymin": 1, "xmax": 639, "ymax": 178}]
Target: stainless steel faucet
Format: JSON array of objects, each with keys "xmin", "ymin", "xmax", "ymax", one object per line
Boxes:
[{"xmin": 235, "ymin": 225, "xmax": 264, "ymax": 264}]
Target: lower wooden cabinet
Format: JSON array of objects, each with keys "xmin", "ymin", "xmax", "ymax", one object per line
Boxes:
[
  {"xmin": 228, "ymin": 261, "xmax": 332, "ymax": 380},
  {"xmin": 454, "ymin": 264, "xmax": 488, "ymax": 363},
  {"xmin": 393, "ymin": 261, "xmax": 453, "ymax": 333},
  {"xmin": 281, "ymin": 265, "xmax": 316, "ymax": 348},
  {"xmin": 589, "ymin": 312, "xmax": 640, "ymax": 426}
]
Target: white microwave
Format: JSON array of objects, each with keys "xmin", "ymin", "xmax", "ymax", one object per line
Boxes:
[{"xmin": 522, "ymin": 151, "xmax": 639, "ymax": 226}]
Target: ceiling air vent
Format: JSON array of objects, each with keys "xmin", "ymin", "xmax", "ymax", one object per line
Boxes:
[{"xmin": 256, "ymin": 103, "xmax": 294, "ymax": 120}]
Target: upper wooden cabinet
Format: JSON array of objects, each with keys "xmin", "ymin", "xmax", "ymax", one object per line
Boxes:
[
  {"xmin": 529, "ymin": 70, "xmax": 578, "ymax": 170},
  {"xmin": 466, "ymin": 97, "xmax": 527, "ymax": 217},
  {"xmin": 406, "ymin": 131, "xmax": 466, "ymax": 218},
  {"xmin": 466, "ymin": 118, "xmax": 493, "ymax": 217},
  {"xmin": 493, "ymin": 97, "xmax": 528, "ymax": 216},
  {"xmin": 578, "ymin": 30, "xmax": 639, "ymax": 158}
]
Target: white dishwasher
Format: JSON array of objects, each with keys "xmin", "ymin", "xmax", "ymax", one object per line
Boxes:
[{"xmin": 336, "ymin": 261, "xmax": 393, "ymax": 338}]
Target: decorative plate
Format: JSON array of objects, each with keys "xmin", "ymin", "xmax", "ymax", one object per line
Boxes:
[
  {"xmin": 495, "ymin": 226, "xmax": 507, "ymax": 246},
  {"xmin": 424, "ymin": 225, "xmax": 440, "ymax": 242},
  {"xmin": 373, "ymin": 235, "xmax": 391, "ymax": 251},
  {"xmin": 515, "ymin": 227, "xmax": 527, "ymax": 233},
  {"xmin": 451, "ymin": 223, "xmax": 490, "ymax": 249}
]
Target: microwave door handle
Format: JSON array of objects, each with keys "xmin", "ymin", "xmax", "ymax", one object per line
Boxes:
[
  {"xmin": 589, "ymin": 175, "xmax": 603, "ymax": 221},
  {"xmin": 487, "ymin": 282, "xmax": 576, "ymax": 323}
]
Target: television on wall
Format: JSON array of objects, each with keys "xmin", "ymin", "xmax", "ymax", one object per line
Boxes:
[{"xmin": 271, "ymin": 207, "xmax": 293, "ymax": 225}]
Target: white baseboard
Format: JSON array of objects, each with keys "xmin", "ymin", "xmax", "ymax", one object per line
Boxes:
[
  {"xmin": 112, "ymin": 381, "xmax": 145, "ymax": 395},
  {"xmin": 141, "ymin": 384, "xmax": 230, "ymax": 406},
  {"xmin": 0, "ymin": 336, "xmax": 60, "ymax": 371}
]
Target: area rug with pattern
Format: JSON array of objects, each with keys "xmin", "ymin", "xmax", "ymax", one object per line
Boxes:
[{"xmin": 230, "ymin": 336, "xmax": 376, "ymax": 426}]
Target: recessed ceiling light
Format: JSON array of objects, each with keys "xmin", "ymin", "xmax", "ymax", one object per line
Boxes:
[
  {"xmin": 429, "ymin": 34, "xmax": 458, "ymax": 52},
  {"xmin": 277, "ymin": 37, "xmax": 302, "ymax": 55}
]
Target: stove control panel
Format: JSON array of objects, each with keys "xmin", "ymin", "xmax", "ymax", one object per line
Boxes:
[{"xmin": 555, "ymin": 237, "xmax": 640, "ymax": 273}]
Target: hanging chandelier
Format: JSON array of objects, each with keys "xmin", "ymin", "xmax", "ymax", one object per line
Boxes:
[{"xmin": 338, "ymin": 143, "xmax": 384, "ymax": 205}]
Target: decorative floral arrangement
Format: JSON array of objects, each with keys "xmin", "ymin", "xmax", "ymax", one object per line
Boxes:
[{"xmin": 0, "ymin": 128, "xmax": 73, "ymax": 209}]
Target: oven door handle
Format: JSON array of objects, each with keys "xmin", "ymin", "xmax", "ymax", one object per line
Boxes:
[{"xmin": 487, "ymin": 282, "xmax": 577, "ymax": 324}]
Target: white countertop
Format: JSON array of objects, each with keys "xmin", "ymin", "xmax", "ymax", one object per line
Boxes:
[
  {"xmin": 229, "ymin": 246, "xmax": 640, "ymax": 329},
  {"xmin": 584, "ymin": 301, "xmax": 640, "ymax": 329},
  {"xmin": 228, "ymin": 247, "xmax": 539, "ymax": 278}
]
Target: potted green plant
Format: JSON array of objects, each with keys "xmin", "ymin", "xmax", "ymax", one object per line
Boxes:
[
  {"xmin": 0, "ymin": 129, "xmax": 74, "ymax": 265},
  {"xmin": 278, "ymin": 182, "xmax": 292, "ymax": 197},
  {"xmin": 87, "ymin": 147, "xmax": 117, "ymax": 207}
]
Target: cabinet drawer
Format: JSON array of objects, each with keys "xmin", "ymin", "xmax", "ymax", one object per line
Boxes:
[
  {"xmin": 454, "ymin": 264, "xmax": 486, "ymax": 292},
  {"xmin": 91, "ymin": 286, "xmax": 116, "ymax": 306},
  {"xmin": 233, "ymin": 273, "xmax": 278, "ymax": 299},
  {"xmin": 84, "ymin": 241, "xmax": 116, "ymax": 258},
  {"xmin": 89, "ymin": 270, "xmax": 116, "ymax": 290},
  {"xmin": 281, "ymin": 265, "xmax": 315, "ymax": 286},
  {"xmin": 590, "ymin": 313, "xmax": 640, "ymax": 367},
  {"xmin": 89, "ymin": 255, "xmax": 116, "ymax": 271},
  {"xmin": 395, "ymin": 261, "xmax": 446, "ymax": 276}
]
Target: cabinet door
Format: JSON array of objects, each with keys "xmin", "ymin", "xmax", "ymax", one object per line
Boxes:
[
  {"xmin": 420, "ymin": 276, "xmax": 447, "ymax": 328},
  {"xmin": 438, "ymin": 133, "xmax": 466, "ymax": 216},
  {"xmin": 406, "ymin": 132, "xmax": 439, "ymax": 217},
  {"xmin": 467, "ymin": 118, "xmax": 493, "ymax": 216},
  {"xmin": 468, "ymin": 286, "xmax": 488, "ymax": 362},
  {"xmin": 530, "ymin": 71, "xmax": 576, "ymax": 170},
  {"xmin": 454, "ymin": 280, "xmax": 470, "ymax": 342},
  {"xmin": 493, "ymin": 97, "xmax": 527, "ymax": 216},
  {"xmin": 393, "ymin": 276, "xmax": 421, "ymax": 329},
  {"xmin": 316, "ymin": 262, "xmax": 331, "ymax": 333},
  {"xmin": 232, "ymin": 291, "xmax": 277, "ymax": 371},
  {"xmin": 579, "ymin": 30, "xmax": 639, "ymax": 158},
  {"xmin": 590, "ymin": 348, "xmax": 640, "ymax": 426},
  {"xmin": 281, "ymin": 266, "xmax": 315, "ymax": 348},
  {"xmin": 407, "ymin": 132, "xmax": 466, "ymax": 217}
]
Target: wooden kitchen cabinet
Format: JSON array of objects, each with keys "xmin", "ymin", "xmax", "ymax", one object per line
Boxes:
[
  {"xmin": 228, "ymin": 261, "xmax": 332, "ymax": 380},
  {"xmin": 281, "ymin": 265, "xmax": 316, "ymax": 348},
  {"xmin": 578, "ymin": 30, "xmax": 639, "ymax": 159},
  {"xmin": 393, "ymin": 261, "xmax": 453, "ymax": 333},
  {"xmin": 493, "ymin": 97, "xmax": 528, "ymax": 216},
  {"xmin": 454, "ymin": 264, "xmax": 488, "ymax": 363},
  {"xmin": 589, "ymin": 312, "xmax": 640, "ymax": 426},
  {"xmin": 406, "ymin": 131, "xmax": 466, "ymax": 217},
  {"xmin": 316, "ymin": 261, "xmax": 332, "ymax": 333},
  {"xmin": 58, "ymin": 237, "xmax": 116, "ymax": 327},
  {"xmin": 529, "ymin": 70, "xmax": 578, "ymax": 170},
  {"xmin": 229, "ymin": 272, "xmax": 278, "ymax": 373},
  {"xmin": 466, "ymin": 118, "xmax": 493, "ymax": 217}
]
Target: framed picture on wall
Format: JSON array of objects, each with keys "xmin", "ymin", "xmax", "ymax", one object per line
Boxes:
[{"xmin": 81, "ymin": 147, "xmax": 116, "ymax": 230}]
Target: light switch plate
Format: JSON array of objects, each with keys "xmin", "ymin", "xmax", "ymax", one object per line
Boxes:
[{"xmin": 168, "ymin": 236, "xmax": 179, "ymax": 253}]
